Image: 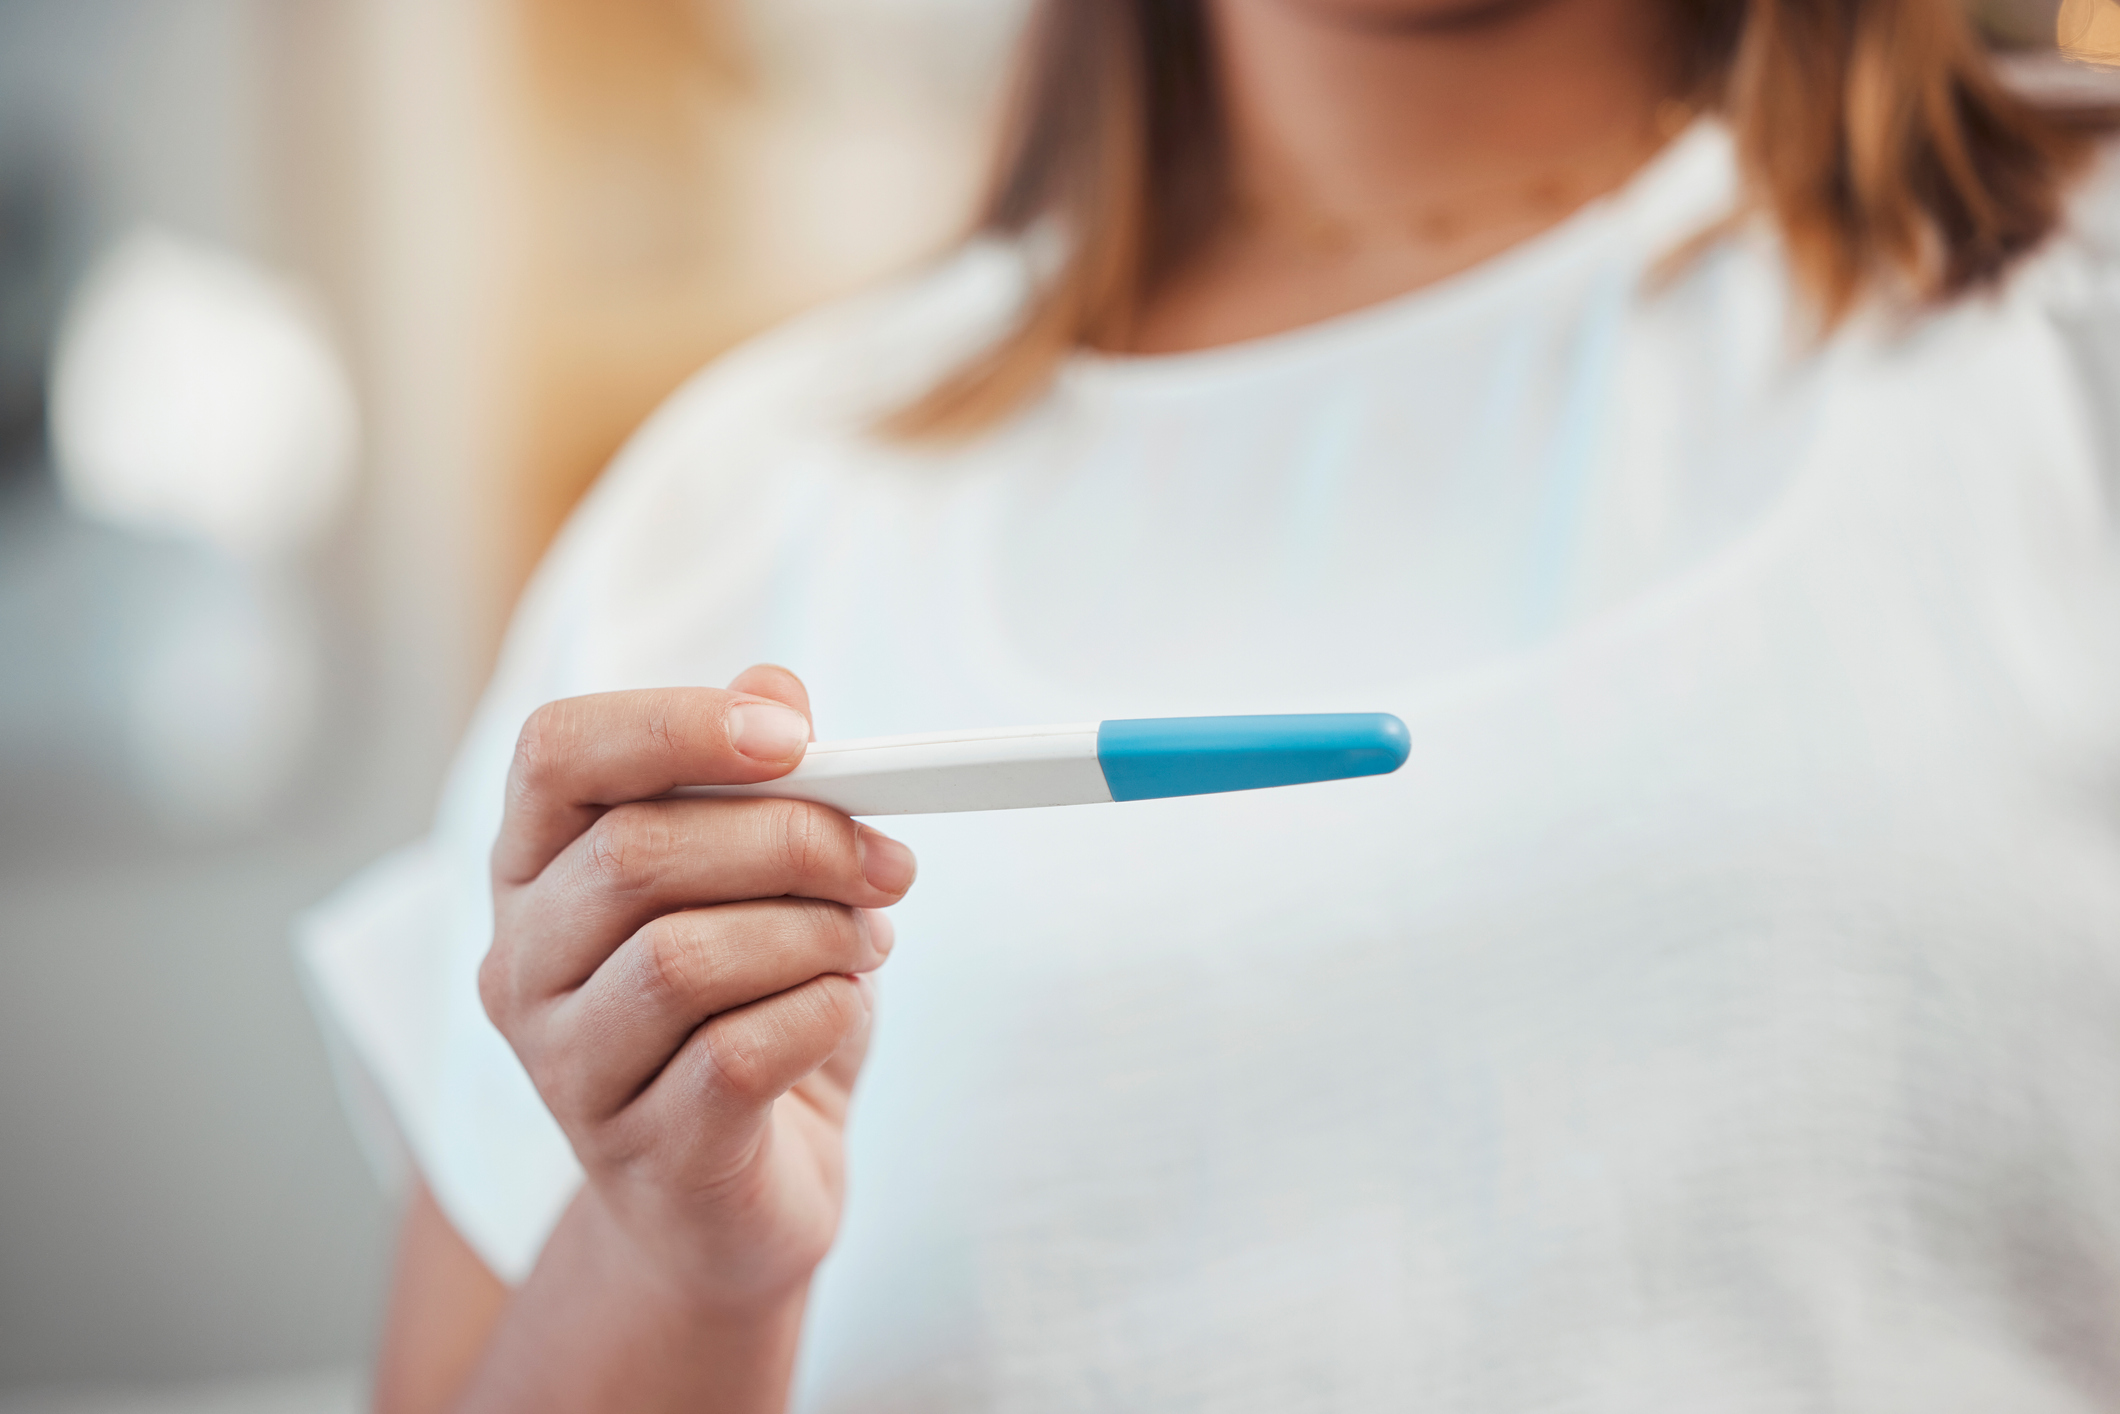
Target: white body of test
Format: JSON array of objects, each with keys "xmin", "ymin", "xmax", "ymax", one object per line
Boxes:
[{"xmin": 676, "ymin": 725, "xmax": 1110, "ymax": 816}]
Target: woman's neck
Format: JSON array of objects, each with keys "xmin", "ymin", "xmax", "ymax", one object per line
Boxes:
[{"xmin": 1126, "ymin": 0, "xmax": 1683, "ymax": 355}]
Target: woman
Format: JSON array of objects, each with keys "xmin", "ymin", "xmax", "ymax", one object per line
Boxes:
[{"xmin": 303, "ymin": 0, "xmax": 2120, "ymax": 1408}]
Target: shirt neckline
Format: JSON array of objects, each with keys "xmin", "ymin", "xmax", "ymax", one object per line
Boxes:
[{"xmin": 1059, "ymin": 119, "xmax": 1738, "ymax": 394}]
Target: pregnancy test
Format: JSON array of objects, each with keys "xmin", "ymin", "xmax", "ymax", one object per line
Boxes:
[{"xmin": 675, "ymin": 713, "xmax": 1410, "ymax": 816}]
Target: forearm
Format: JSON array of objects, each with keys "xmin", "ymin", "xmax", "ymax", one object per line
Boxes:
[{"xmin": 455, "ymin": 1187, "xmax": 808, "ymax": 1414}]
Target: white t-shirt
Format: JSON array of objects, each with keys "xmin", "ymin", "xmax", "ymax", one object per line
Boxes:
[{"xmin": 302, "ymin": 122, "xmax": 2120, "ymax": 1410}]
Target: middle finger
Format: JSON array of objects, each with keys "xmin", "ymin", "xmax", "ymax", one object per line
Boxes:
[{"xmin": 499, "ymin": 795, "xmax": 916, "ymax": 997}]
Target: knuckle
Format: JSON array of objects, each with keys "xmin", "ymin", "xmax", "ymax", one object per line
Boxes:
[
  {"xmin": 769, "ymin": 800, "xmax": 842, "ymax": 883},
  {"xmin": 759, "ymin": 898, "xmax": 857, "ymax": 970},
  {"xmin": 643, "ymin": 705, "xmax": 676, "ymax": 755},
  {"xmin": 641, "ymin": 914, "xmax": 711, "ymax": 1006},
  {"xmin": 701, "ymin": 1024, "xmax": 773, "ymax": 1106},
  {"xmin": 581, "ymin": 805, "xmax": 666, "ymax": 894},
  {"xmin": 511, "ymin": 700, "xmax": 568, "ymax": 795},
  {"xmin": 799, "ymin": 899, "xmax": 865, "ymax": 961}
]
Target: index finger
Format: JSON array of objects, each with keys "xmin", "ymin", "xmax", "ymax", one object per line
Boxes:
[{"xmin": 494, "ymin": 683, "xmax": 814, "ymax": 885}]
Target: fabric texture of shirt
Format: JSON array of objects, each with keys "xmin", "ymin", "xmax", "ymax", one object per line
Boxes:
[{"xmin": 300, "ymin": 123, "xmax": 2120, "ymax": 1410}]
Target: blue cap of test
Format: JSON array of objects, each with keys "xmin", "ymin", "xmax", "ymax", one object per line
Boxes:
[{"xmin": 1095, "ymin": 713, "xmax": 1411, "ymax": 802}]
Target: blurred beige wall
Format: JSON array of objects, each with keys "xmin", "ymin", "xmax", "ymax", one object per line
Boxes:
[
  {"xmin": 500, "ymin": 0, "xmax": 759, "ymax": 611},
  {"xmin": 319, "ymin": 0, "xmax": 1020, "ymax": 742}
]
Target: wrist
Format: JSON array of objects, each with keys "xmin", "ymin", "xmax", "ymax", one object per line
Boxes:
[
  {"xmin": 572, "ymin": 1182, "xmax": 814, "ymax": 1330},
  {"xmin": 463, "ymin": 1188, "xmax": 809, "ymax": 1414}
]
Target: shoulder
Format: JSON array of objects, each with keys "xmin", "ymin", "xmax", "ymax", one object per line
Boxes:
[
  {"xmin": 515, "ymin": 239, "xmax": 1034, "ymax": 627},
  {"xmin": 614, "ymin": 239, "xmax": 1030, "ymax": 479},
  {"xmin": 2014, "ymin": 126, "xmax": 2120, "ymax": 315}
]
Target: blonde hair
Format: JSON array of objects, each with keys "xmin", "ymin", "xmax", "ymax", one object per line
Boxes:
[{"xmin": 888, "ymin": 0, "xmax": 2112, "ymax": 440}]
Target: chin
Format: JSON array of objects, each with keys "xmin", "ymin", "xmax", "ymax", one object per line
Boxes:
[{"xmin": 1277, "ymin": 0, "xmax": 1558, "ymax": 32}]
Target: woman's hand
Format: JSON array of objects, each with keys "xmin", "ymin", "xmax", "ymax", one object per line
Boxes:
[{"xmin": 478, "ymin": 665, "xmax": 914, "ymax": 1320}]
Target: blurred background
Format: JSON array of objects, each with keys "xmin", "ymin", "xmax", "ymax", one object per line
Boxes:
[
  {"xmin": 0, "ymin": 0, "xmax": 1021, "ymax": 1407},
  {"xmin": 0, "ymin": 0, "xmax": 2112, "ymax": 1410}
]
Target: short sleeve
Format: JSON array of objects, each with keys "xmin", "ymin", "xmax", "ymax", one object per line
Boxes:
[{"xmin": 293, "ymin": 484, "xmax": 618, "ymax": 1280}]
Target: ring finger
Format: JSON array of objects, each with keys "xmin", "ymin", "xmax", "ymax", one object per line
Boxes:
[{"xmin": 543, "ymin": 898, "xmax": 894, "ymax": 1121}]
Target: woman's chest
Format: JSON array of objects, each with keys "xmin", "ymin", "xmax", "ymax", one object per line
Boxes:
[{"xmin": 784, "ymin": 572, "xmax": 2120, "ymax": 1408}]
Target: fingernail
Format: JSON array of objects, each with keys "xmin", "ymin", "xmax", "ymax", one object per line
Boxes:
[
  {"xmin": 727, "ymin": 703, "xmax": 809, "ymax": 762},
  {"xmin": 860, "ymin": 908, "xmax": 896, "ymax": 958},
  {"xmin": 856, "ymin": 825, "xmax": 917, "ymax": 895}
]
